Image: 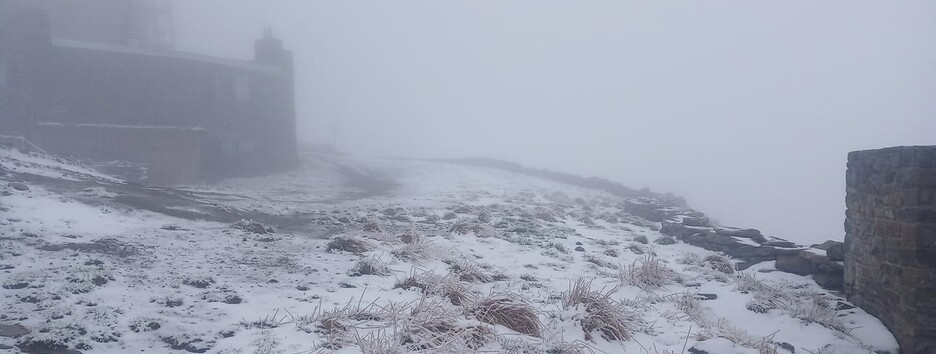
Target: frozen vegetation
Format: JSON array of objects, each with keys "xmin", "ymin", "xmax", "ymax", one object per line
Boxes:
[{"xmin": 0, "ymin": 147, "xmax": 898, "ymax": 354}]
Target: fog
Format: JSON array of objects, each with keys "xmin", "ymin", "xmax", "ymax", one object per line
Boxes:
[{"xmin": 174, "ymin": 1, "xmax": 936, "ymax": 245}]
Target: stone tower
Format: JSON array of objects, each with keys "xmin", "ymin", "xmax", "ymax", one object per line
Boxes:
[{"xmin": 844, "ymin": 146, "xmax": 936, "ymax": 354}]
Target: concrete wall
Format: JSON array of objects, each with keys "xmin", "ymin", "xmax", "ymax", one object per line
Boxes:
[
  {"xmin": 844, "ymin": 146, "xmax": 936, "ymax": 354},
  {"xmin": 34, "ymin": 124, "xmax": 205, "ymax": 185}
]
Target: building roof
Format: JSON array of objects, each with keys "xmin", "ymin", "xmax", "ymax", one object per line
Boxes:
[{"xmin": 52, "ymin": 38, "xmax": 285, "ymax": 75}]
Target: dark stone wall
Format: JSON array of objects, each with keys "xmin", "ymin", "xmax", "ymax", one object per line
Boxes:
[{"xmin": 844, "ymin": 146, "xmax": 936, "ymax": 354}]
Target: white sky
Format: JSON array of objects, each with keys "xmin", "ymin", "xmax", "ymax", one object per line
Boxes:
[{"xmin": 173, "ymin": 1, "xmax": 936, "ymax": 244}]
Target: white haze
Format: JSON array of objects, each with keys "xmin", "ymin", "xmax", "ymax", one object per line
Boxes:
[{"xmin": 173, "ymin": 1, "xmax": 936, "ymax": 245}]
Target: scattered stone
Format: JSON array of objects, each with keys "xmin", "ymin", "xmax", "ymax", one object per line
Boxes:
[
  {"xmin": 442, "ymin": 212, "xmax": 458, "ymax": 220},
  {"xmin": 634, "ymin": 235, "xmax": 649, "ymax": 244},
  {"xmin": 0, "ymin": 323, "xmax": 29, "ymax": 338},
  {"xmin": 8, "ymin": 182, "xmax": 28, "ymax": 191},
  {"xmin": 575, "ymin": 241, "xmax": 583, "ymax": 246},
  {"xmin": 182, "ymin": 277, "xmax": 215, "ymax": 289},
  {"xmin": 574, "ymin": 246, "xmax": 585, "ymax": 252},
  {"xmin": 296, "ymin": 285, "xmax": 310, "ymax": 291},
  {"xmin": 18, "ymin": 339, "xmax": 83, "ymax": 354},
  {"xmin": 234, "ymin": 220, "xmax": 269, "ymax": 235}
]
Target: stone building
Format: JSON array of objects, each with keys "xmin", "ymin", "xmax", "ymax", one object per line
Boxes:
[
  {"xmin": 844, "ymin": 146, "xmax": 936, "ymax": 354},
  {"xmin": 0, "ymin": 0, "xmax": 298, "ymax": 185}
]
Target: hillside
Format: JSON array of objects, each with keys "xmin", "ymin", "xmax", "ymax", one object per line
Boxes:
[{"xmin": 0, "ymin": 146, "xmax": 898, "ymax": 354}]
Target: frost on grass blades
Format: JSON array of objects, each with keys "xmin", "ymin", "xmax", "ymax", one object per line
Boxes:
[{"xmin": 0, "ymin": 148, "xmax": 898, "ymax": 353}]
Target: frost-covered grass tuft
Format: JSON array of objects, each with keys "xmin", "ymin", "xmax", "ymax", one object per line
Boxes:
[
  {"xmin": 393, "ymin": 271, "xmax": 475, "ymax": 306},
  {"xmin": 349, "ymin": 255, "xmax": 391, "ymax": 277},
  {"xmin": 619, "ymin": 255, "xmax": 676, "ymax": 290},
  {"xmin": 390, "ymin": 238, "xmax": 439, "ymax": 263},
  {"xmin": 563, "ymin": 278, "xmax": 639, "ymax": 342},
  {"xmin": 450, "ymin": 220, "xmax": 498, "ymax": 238},
  {"xmin": 702, "ymin": 254, "xmax": 735, "ymax": 274},
  {"xmin": 468, "ymin": 294, "xmax": 542, "ymax": 337}
]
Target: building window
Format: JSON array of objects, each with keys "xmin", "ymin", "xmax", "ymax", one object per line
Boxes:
[{"xmin": 234, "ymin": 73, "xmax": 250, "ymax": 103}]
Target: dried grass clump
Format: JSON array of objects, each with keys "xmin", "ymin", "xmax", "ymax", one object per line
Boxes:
[
  {"xmin": 326, "ymin": 236, "xmax": 371, "ymax": 254},
  {"xmin": 584, "ymin": 255, "xmax": 618, "ymax": 269},
  {"xmin": 619, "ymin": 256, "xmax": 676, "ymax": 290},
  {"xmin": 735, "ymin": 275, "xmax": 847, "ymax": 332},
  {"xmin": 450, "ymin": 220, "xmax": 498, "ymax": 238},
  {"xmin": 448, "ymin": 260, "xmax": 494, "ymax": 283},
  {"xmin": 349, "ymin": 256, "xmax": 391, "ymax": 277},
  {"xmin": 390, "ymin": 239, "xmax": 438, "ymax": 263},
  {"xmin": 393, "ymin": 271, "xmax": 475, "ymax": 306},
  {"xmin": 702, "ymin": 254, "xmax": 735, "ymax": 274},
  {"xmin": 548, "ymin": 242, "xmax": 569, "ymax": 254},
  {"xmin": 398, "ymin": 229, "xmax": 422, "ymax": 244},
  {"xmin": 468, "ymin": 295, "xmax": 542, "ymax": 337},
  {"xmin": 654, "ymin": 236, "xmax": 677, "ymax": 245},
  {"xmin": 563, "ymin": 278, "xmax": 639, "ymax": 342}
]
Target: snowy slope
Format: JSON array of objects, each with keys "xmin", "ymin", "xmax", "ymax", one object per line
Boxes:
[{"xmin": 0, "ymin": 147, "xmax": 897, "ymax": 354}]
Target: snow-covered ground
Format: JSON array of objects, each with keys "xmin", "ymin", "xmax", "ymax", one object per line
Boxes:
[{"xmin": 0, "ymin": 148, "xmax": 898, "ymax": 354}]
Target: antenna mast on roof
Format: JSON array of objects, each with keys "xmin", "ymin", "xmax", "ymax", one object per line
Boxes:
[{"xmin": 129, "ymin": 0, "xmax": 175, "ymax": 49}]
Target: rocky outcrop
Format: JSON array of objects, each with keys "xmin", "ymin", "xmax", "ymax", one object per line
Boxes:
[
  {"xmin": 661, "ymin": 221, "xmax": 803, "ymax": 266},
  {"xmin": 661, "ymin": 220, "xmax": 848, "ymax": 291},
  {"xmin": 624, "ymin": 197, "xmax": 708, "ymax": 224}
]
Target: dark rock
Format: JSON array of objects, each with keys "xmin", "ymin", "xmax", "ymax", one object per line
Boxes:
[
  {"xmin": 8, "ymin": 182, "xmax": 28, "ymax": 191},
  {"xmin": 682, "ymin": 217, "xmax": 707, "ymax": 227},
  {"xmin": 162, "ymin": 336, "xmax": 210, "ymax": 353},
  {"xmin": 764, "ymin": 240, "xmax": 799, "ymax": 248},
  {"xmin": 735, "ymin": 261, "xmax": 759, "ymax": 271},
  {"xmin": 575, "ymin": 242, "xmax": 583, "ymax": 246},
  {"xmin": 381, "ymin": 208, "xmax": 398, "ymax": 216},
  {"xmin": 18, "ymin": 339, "xmax": 83, "ymax": 354},
  {"xmin": 813, "ymin": 273, "xmax": 844, "ymax": 291},
  {"xmin": 0, "ymin": 323, "xmax": 29, "ymax": 338},
  {"xmin": 574, "ymin": 246, "xmax": 585, "ymax": 252},
  {"xmin": 811, "ymin": 240, "xmax": 839, "ymax": 250},
  {"xmin": 835, "ymin": 301, "xmax": 856, "ymax": 310},
  {"xmin": 694, "ymin": 293, "xmax": 718, "ymax": 301},
  {"xmin": 687, "ymin": 348, "xmax": 709, "ymax": 354},
  {"xmin": 778, "ymin": 342, "xmax": 795, "ymax": 353},
  {"xmin": 714, "ymin": 227, "xmax": 767, "ymax": 243},
  {"xmin": 336, "ymin": 217, "xmax": 351, "ymax": 224},
  {"xmin": 826, "ymin": 242, "xmax": 845, "ymax": 262},
  {"xmin": 776, "ymin": 254, "xmax": 816, "ymax": 275},
  {"xmin": 0, "ymin": 344, "xmax": 12, "ymax": 349}
]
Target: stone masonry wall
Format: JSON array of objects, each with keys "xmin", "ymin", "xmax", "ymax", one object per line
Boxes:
[{"xmin": 845, "ymin": 146, "xmax": 936, "ymax": 354}]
